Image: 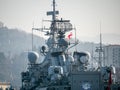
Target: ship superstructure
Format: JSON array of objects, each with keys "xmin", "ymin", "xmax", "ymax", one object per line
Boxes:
[{"xmin": 20, "ymin": 0, "xmax": 119, "ymax": 90}]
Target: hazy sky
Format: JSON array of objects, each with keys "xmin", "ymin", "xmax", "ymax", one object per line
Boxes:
[{"xmin": 0, "ymin": 0, "xmax": 120, "ymax": 44}]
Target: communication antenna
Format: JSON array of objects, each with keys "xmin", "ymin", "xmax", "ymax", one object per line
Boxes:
[
  {"xmin": 95, "ymin": 21, "xmax": 104, "ymax": 67},
  {"xmin": 99, "ymin": 21, "xmax": 103, "ymax": 67},
  {"xmin": 32, "ymin": 22, "xmax": 34, "ymax": 51},
  {"xmin": 96, "ymin": 21, "xmax": 103, "ymax": 67}
]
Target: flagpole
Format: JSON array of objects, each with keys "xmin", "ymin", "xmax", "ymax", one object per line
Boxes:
[{"xmin": 74, "ymin": 26, "xmax": 77, "ymax": 51}]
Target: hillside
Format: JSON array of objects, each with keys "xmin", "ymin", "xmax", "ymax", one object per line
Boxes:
[
  {"xmin": 0, "ymin": 26, "xmax": 45, "ymax": 88},
  {"xmin": 0, "ymin": 26, "xmax": 45, "ymax": 55}
]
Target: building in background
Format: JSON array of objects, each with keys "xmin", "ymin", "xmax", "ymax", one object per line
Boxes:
[
  {"xmin": 103, "ymin": 45, "xmax": 120, "ymax": 82},
  {"xmin": 103, "ymin": 45, "xmax": 120, "ymax": 68}
]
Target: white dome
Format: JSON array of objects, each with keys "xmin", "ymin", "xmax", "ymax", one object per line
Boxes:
[{"xmin": 28, "ymin": 51, "xmax": 39, "ymax": 63}]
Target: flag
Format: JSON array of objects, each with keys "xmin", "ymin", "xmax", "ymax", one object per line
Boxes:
[{"xmin": 67, "ymin": 32, "xmax": 72, "ymax": 39}]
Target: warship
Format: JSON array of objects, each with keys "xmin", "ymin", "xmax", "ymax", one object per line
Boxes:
[{"xmin": 20, "ymin": 0, "xmax": 120, "ymax": 90}]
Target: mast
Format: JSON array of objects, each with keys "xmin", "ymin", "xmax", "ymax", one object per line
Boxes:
[
  {"xmin": 53, "ymin": 0, "xmax": 56, "ymax": 21},
  {"xmin": 52, "ymin": 0, "xmax": 56, "ymax": 41},
  {"xmin": 95, "ymin": 21, "xmax": 103, "ymax": 67},
  {"xmin": 47, "ymin": 0, "xmax": 58, "ymax": 31},
  {"xmin": 98, "ymin": 22, "xmax": 103, "ymax": 67},
  {"xmin": 99, "ymin": 22, "xmax": 102, "ymax": 67},
  {"xmin": 46, "ymin": 0, "xmax": 59, "ymax": 45}
]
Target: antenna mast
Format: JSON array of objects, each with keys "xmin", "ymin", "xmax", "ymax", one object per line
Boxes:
[
  {"xmin": 53, "ymin": 0, "xmax": 56, "ymax": 21},
  {"xmin": 95, "ymin": 21, "xmax": 103, "ymax": 67},
  {"xmin": 99, "ymin": 21, "xmax": 103, "ymax": 67},
  {"xmin": 99, "ymin": 22, "xmax": 103, "ymax": 67}
]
